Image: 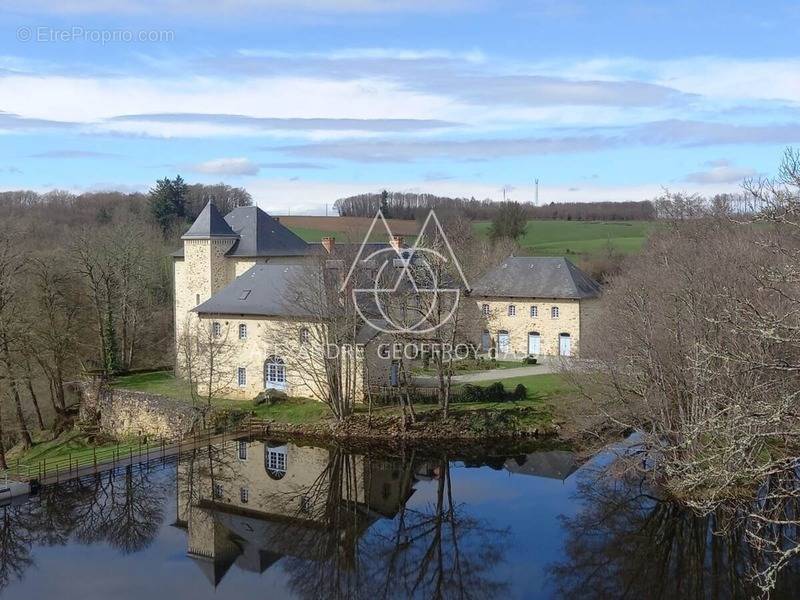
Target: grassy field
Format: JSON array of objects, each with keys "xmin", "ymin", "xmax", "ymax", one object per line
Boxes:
[
  {"xmin": 472, "ymin": 219, "xmax": 654, "ymax": 256},
  {"xmin": 279, "ymin": 216, "xmax": 654, "ymax": 258}
]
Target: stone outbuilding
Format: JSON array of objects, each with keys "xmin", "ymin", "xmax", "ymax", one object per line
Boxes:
[{"xmin": 470, "ymin": 256, "xmax": 601, "ymax": 358}]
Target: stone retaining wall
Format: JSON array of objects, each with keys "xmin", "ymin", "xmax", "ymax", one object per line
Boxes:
[{"xmin": 80, "ymin": 381, "xmax": 201, "ymax": 438}]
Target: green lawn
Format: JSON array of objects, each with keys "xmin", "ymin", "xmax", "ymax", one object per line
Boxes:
[
  {"xmin": 112, "ymin": 370, "xmax": 195, "ymax": 401},
  {"xmin": 112, "ymin": 371, "xmax": 328, "ymax": 424},
  {"xmin": 472, "ymin": 373, "xmax": 574, "ymax": 401},
  {"xmin": 7, "ymin": 429, "xmax": 153, "ymax": 476},
  {"xmin": 110, "ymin": 371, "xmax": 571, "ymax": 433},
  {"xmin": 473, "ymin": 219, "xmax": 655, "ymax": 257}
]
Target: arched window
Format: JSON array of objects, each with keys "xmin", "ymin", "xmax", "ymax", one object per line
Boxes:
[
  {"xmin": 300, "ymin": 328, "xmax": 310, "ymax": 344},
  {"xmin": 264, "ymin": 443, "xmax": 288, "ymax": 480},
  {"xmin": 264, "ymin": 355, "xmax": 286, "ymax": 390}
]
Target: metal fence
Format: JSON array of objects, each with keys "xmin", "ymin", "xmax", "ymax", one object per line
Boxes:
[{"xmin": 2, "ymin": 423, "xmax": 255, "ymax": 486}]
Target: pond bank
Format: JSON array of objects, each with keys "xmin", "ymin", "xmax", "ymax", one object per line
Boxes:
[{"xmin": 87, "ymin": 370, "xmax": 576, "ymax": 445}]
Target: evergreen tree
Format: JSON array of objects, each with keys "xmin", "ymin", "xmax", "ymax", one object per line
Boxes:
[
  {"xmin": 379, "ymin": 189, "xmax": 390, "ymax": 218},
  {"xmin": 148, "ymin": 175, "xmax": 188, "ymax": 234}
]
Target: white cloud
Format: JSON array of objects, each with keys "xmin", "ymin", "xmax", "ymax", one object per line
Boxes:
[
  {"xmin": 190, "ymin": 157, "xmax": 260, "ymax": 176},
  {"xmin": 0, "ymin": 74, "xmax": 456, "ymax": 137},
  {"xmin": 537, "ymin": 56, "xmax": 800, "ymax": 104},
  {"xmin": 683, "ymin": 159, "xmax": 757, "ymax": 184}
]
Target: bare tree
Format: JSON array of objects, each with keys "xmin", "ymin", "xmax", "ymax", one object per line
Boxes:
[
  {"xmin": 573, "ymin": 151, "xmax": 800, "ymax": 594},
  {"xmin": 176, "ymin": 316, "xmax": 237, "ymax": 416},
  {"xmin": 279, "ymin": 252, "xmax": 370, "ymax": 421},
  {"xmin": 0, "ymin": 232, "xmax": 33, "ymax": 449}
]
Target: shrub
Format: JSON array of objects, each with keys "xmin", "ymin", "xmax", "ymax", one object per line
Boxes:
[
  {"xmin": 485, "ymin": 381, "xmax": 505, "ymax": 400},
  {"xmin": 522, "ymin": 356, "xmax": 538, "ymax": 365},
  {"xmin": 461, "ymin": 384, "xmax": 486, "ymax": 403},
  {"xmin": 513, "ymin": 384, "xmax": 528, "ymax": 401}
]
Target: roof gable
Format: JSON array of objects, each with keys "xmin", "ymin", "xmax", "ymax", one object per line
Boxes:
[
  {"xmin": 224, "ymin": 206, "xmax": 310, "ymax": 257},
  {"xmin": 182, "ymin": 202, "xmax": 239, "ymax": 239},
  {"xmin": 470, "ymin": 256, "xmax": 601, "ymax": 300}
]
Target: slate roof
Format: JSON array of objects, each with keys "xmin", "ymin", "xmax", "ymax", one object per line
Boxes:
[
  {"xmin": 503, "ymin": 450, "xmax": 578, "ymax": 481},
  {"xmin": 470, "ymin": 256, "xmax": 601, "ymax": 300},
  {"xmin": 223, "ymin": 206, "xmax": 310, "ymax": 257},
  {"xmin": 181, "ymin": 202, "xmax": 239, "ymax": 239},
  {"xmin": 193, "ymin": 264, "xmax": 321, "ymax": 317}
]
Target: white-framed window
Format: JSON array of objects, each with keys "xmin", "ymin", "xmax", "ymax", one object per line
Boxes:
[
  {"xmin": 300, "ymin": 328, "xmax": 309, "ymax": 344},
  {"xmin": 551, "ymin": 306, "xmax": 560, "ymax": 319},
  {"xmin": 212, "ymin": 483, "xmax": 223, "ymax": 499},
  {"xmin": 237, "ymin": 440, "xmax": 248, "ymax": 460},
  {"xmin": 239, "ymin": 323, "xmax": 247, "ymax": 339},
  {"xmin": 508, "ymin": 304, "xmax": 516, "ymax": 316},
  {"xmin": 212, "ymin": 321, "xmax": 222, "ymax": 338},
  {"xmin": 265, "ymin": 356, "xmax": 286, "ymax": 390},
  {"xmin": 300, "ymin": 495, "xmax": 312, "ymax": 513},
  {"xmin": 530, "ymin": 305, "xmax": 538, "ymax": 318},
  {"xmin": 482, "ymin": 303, "xmax": 490, "ymax": 316},
  {"xmin": 240, "ymin": 487, "xmax": 249, "ymax": 504},
  {"xmin": 265, "ymin": 445, "xmax": 288, "ymax": 480},
  {"xmin": 237, "ymin": 367, "xmax": 247, "ymax": 387}
]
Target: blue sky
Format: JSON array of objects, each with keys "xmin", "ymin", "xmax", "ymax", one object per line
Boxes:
[{"xmin": 1, "ymin": 0, "xmax": 800, "ymax": 213}]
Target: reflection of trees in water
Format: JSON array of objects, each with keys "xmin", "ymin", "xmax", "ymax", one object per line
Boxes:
[
  {"xmin": 282, "ymin": 451, "xmax": 510, "ymax": 600},
  {"xmin": 0, "ymin": 463, "xmax": 168, "ymax": 591},
  {"xmin": 0, "ymin": 505, "xmax": 35, "ymax": 590},
  {"xmin": 549, "ymin": 465, "xmax": 800, "ymax": 599}
]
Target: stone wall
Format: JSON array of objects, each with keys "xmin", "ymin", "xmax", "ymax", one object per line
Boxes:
[
  {"xmin": 80, "ymin": 381, "xmax": 201, "ymax": 438},
  {"xmin": 475, "ymin": 296, "xmax": 584, "ymax": 357}
]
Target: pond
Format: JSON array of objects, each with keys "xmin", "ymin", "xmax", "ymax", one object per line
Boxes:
[{"xmin": 0, "ymin": 436, "xmax": 798, "ymax": 599}]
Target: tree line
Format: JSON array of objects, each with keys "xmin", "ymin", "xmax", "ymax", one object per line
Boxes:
[
  {"xmin": 0, "ymin": 179, "xmax": 251, "ymax": 466},
  {"xmin": 334, "ymin": 190, "xmax": 656, "ymax": 221}
]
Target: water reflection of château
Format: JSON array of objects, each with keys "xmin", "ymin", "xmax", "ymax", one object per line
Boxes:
[{"xmin": 173, "ymin": 438, "xmax": 429, "ymax": 587}]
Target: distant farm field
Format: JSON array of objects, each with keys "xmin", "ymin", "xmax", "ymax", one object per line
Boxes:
[
  {"xmin": 472, "ymin": 219, "xmax": 655, "ymax": 256},
  {"xmin": 277, "ymin": 216, "xmax": 419, "ymax": 243},
  {"xmin": 279, "ymin": 215, "xmax": 655, "ymax": 258}
]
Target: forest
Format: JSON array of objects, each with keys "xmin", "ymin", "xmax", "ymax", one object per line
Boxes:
[
  {"xmin": 0, "ymin": 180, "xmax": 252, "ymax": 466},
  {"xmin": 334, "ymin": 190, "xmax": 657, "ymax": 221}
]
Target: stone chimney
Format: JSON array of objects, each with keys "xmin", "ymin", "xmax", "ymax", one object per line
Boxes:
[
  {"xmin": 390, "ymin": 235, "xmax": 404, "ymax": 251},
  {"xmin": 321, "ymin": 236, "xmax": 335, "ymax": 253}
]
